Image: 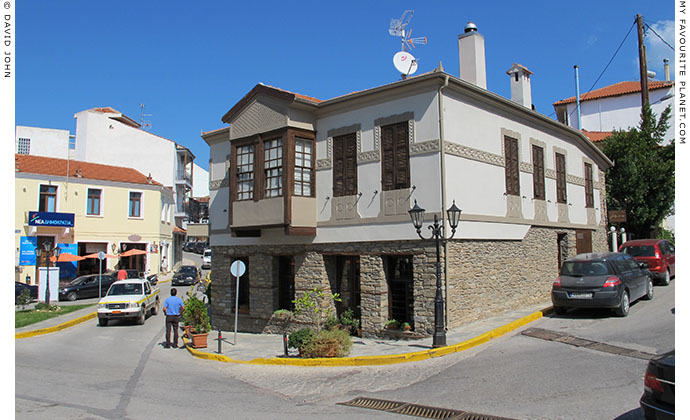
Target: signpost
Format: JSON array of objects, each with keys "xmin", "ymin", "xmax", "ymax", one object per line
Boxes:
[
  {"xmin": 230, "ymin": 260, "xmax": 246, "ymax": 344},
  {"xmin": 98, "ymin": 251, "xmax": 106, "ymax": 298},
  {"xmin": 609, "ymin": 210, "xmax": 627, "ymax": 223}
]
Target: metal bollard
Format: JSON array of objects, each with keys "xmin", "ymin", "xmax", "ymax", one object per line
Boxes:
[
  {"xmin": 283, "ymin": 332, "xmax": 288, "ymax": 356},
  {"xmin": 217, "ymin": 329, "xmax": 223, "ymax": 354}
]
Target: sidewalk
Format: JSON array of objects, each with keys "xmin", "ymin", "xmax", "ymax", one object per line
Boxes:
[{"xmin": 184, "ymin": 302, "xmax": 553, "ymax": 366}]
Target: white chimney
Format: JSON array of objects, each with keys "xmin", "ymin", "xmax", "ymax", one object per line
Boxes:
[
  {"xmin": 458, "ymin": 22, "xmax": 487, "ymax": 89},
  {"xmin": 664, "ymin": 58, "xmax": 670, "ymax": 81},
  {"xmin": 506, "ymin": 63, "xmax": 533, "ymax": 109}
]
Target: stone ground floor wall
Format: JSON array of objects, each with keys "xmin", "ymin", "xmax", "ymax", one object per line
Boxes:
[{"xmin": 209, "ymin": 224, "xmax": 608, "ymax": 337}]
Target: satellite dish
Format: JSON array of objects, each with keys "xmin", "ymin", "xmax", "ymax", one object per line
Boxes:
[{"xmin": 393, "ymin": 51, "xmax": 418, "ymax": 76}]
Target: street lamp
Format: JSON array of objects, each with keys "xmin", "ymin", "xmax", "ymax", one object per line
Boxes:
[
  {"xmin": 408, "ymin": 199, "xmax": 462, "ymax": 348},
  {"xmin": 35, "ymin": 242, "xmax": 61, "ymax": 305}
]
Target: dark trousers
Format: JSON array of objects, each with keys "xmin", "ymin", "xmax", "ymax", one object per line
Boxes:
[{"xmin": 165, "ymin": 314, "xmax": 181, "ymax": 346}]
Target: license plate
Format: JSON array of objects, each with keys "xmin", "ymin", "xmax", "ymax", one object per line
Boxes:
[
  {"xmin": 112, "ymin": 310, "xmax": 121, "ymax": 314},
  {"xmin": 568, "ymin": 292, "xmax": 593, "ymax": 299}
]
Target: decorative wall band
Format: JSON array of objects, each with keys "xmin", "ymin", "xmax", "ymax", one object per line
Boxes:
[
  {"xmin": 545, "ymin": 169, "xmax": 556, "ymax": 180},
  {"xmin": 567, "ymin": 174, "xmax": 586, "ymax": 187},
  {"xmin": 316, "ymin": 158, "xmax": 332, "ymax": 170},
  {"xmin": 410, "ymin": 139, "xmax": 440, "ymax": 155},
  {"xmin": 358, "ymin": 150, "xmax": 380, "ymax": 163},
  {"xmin": 209, "ymin": 177, "xmax": 229, "ymax": 190},
  {"xmin": 445, "ymin": 141, "xmax": 504, "ymax": 167},
  {"xmin": 519, "ymin": 162, "xmax": 533, "ymax": 174}
]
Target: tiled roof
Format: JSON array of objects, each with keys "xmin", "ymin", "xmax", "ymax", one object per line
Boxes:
[
  {"xmin": 553, "ymin": 81, "xmax": 674, "ymax": 105},
  {"xmin": 581, "ymin": 130, "xmax": 613, "ymax": 143},
  {"xmin": 173, "ymin": 226, "xmax": 186, "ymax": 234},
  {"xmin": 260, "ymin": 84, "xmax": 322, "ymax": 104},
  {"xmin": 15, "ymin": 154, "xmax": 163, "ymax": 186}
]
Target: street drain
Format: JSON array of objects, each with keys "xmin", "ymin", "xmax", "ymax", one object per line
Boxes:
[
  {"xmin": 338, "ymin": 397, "xmax": 518, "ymax": 420},
  {"xmin": 521, "ymin": 328, "xmax": 656, "ymax": 360}
]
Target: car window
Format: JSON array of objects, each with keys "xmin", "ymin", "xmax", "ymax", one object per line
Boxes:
[
  {"xmin": 144, "ymin": 283, "xmax": 151, "ymax": 295},
  {"xmin": 620, "ymin": 245, "xmax": 656, "ymax": 257},
  {"xmin": 623, "ymin": 255, "xmax": 641, "ymax": 272},
  {"xmin": 613, "ymin": 257, "xmax": 631, "ymax": 273},
  {"xmin": 668, "ymin": 242, "xmax": 675, "ymax": 254},
  {"xmin": 107, "ymin": 283, "xmax": 143, "ymax": 295},
  {"xmin": 561, "ymin": 261, "xmax": 610, "ymax": 276}
]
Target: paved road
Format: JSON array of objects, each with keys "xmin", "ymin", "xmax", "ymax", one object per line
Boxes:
[{"xmin": 15, "ymin": 273, "xmax": 674, "ymax": 419}]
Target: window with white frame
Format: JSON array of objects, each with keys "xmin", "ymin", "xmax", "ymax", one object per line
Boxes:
[
  {"xmin": 129, "ymin": 192, "xmax": 142, "ymax": 217},
  {"xmin": 86, "ymin": 188, "xmax": 102, "ymax": 216},
  {"xmin": 236, "ymin": 145, "xmax": 254, "ymax": 200},
  {"xmin": 17, "ymin": 138, "xmax": 30, "ymax": 155},
  {"xmin": 264, "ymin": 138, "xmax": 283, "ymax": 197},
  {"xmin": 295, "ymin": 138, "xmax": 314, "ymax": 196}
]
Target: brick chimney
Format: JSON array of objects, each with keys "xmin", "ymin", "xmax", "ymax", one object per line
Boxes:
[
  {"xmin": 506, "ymin": 63, "xmax": 533, "ymax": 109},
  {"xmin": 458, "ymin": 22, "xmax": 487, "ymax": 89}
]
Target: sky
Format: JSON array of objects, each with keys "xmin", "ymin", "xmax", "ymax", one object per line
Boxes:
[{"xmin": 14, "ymin": 1, "xmax": 675, "ymax": 171}]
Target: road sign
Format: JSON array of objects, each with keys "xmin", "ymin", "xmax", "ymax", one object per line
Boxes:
[
  {"xmin": 98, "ymin": 251, "xmax": 106, "ymax": 261},
  {"xmin": 230, "ymin": 260, "xmax": 246, "ymax": 278},
  {"xmin": 609, "ymin": 210, "xmax": 627, "ymax": 223}
]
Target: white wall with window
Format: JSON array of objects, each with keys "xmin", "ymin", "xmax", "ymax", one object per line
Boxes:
[{"xmin": 16, "ymin": 126, "xmax": 71, "ymax": 158}]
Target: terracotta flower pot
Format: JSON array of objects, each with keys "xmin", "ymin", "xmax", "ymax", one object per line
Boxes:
[
  {"xmin": 183, "ymin": 325, "xmax": 195, "ymax": 338},
  {"xmin": 190, "ymin": 332, "xmax": 208, "ymax": 348}
]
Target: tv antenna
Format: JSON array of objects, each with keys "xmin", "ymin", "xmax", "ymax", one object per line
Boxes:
[
  {"xmin": 389, "ymin": 10, "xmax": 426, "ymax": 78},
  {"xmin": 139, "ymin": 104, "xmax": 152, "ymax": 130},
  {"xmin": 388, "ymin": 10, "xmax": 427, "ymax": 52}
]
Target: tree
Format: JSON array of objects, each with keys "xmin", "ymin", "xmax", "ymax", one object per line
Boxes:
[{"xmin": 602, "ymin": 104, "xmax": 674, "ymax": 238}]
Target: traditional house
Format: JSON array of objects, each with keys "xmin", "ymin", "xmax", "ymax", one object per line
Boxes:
[{"xmin": 203, "ymin": 24, "xmax": 613, "ymax": 337}]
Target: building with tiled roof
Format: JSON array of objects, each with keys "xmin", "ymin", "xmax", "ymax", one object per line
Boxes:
[
  {"xmin": 15, "ymin": 154, "xmax": 174, "ymax": 287},
  {"xmin": 552, "ymin": 79, "xmax": 674, "ymax": 145},
  {"xmin": 202, "ymin": 23, "xmax": 613, "ymax": 339}
]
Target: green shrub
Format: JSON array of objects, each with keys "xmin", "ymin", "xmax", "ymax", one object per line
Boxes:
[
  {"xmin": 292, "ymin": 287, "xmax": 341, "ymax": 329},
  {"xmin": 287, "ymin": 327, "xmax": 315, "ymax": 350},
  {"xmin": 15, "ymin": 288, "xmax": 31, "ymax": 308},
  {"xmin": 34, "ymin": 302, "xmax": 59, "ymax": 311},
  {"xmin": 183, "ymin": 293, "xmax": 211, "ymax": 334},
  {"xmin": 325, "ymin": 314, "xmax": 340, "ymax": 330},
  {"xmin": 339, "ymin": 308, "xmax": 360, "ymax": 335},
  {"xmin": 300, "ymin": 328, "xmax": 353, "ymax": 358}
]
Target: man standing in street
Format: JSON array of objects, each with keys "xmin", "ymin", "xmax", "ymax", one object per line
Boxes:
[
  {"xmin": 163, "ymin": 288, "xmax": 184, "ymax": 348},
  {"xmin": 117, "ymin": 266, "xmax": 127, "ymax": 280}
]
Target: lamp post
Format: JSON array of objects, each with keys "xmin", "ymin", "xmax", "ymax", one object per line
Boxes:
[
  {"xmin": 35, "ymin": 242, "xmax": 61, "ymax": 305},
  {"xmin": 408, "ymin": 199, "xmax": 462, "ymax": 348}
]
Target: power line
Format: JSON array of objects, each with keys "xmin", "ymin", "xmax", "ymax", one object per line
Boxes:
[
  {"xmin": 645, "ymin": 23, "xmax": 674, "ymax": 51},
  {"xmin": 567, "ymin": 19, "xmax": 637, "ymax": 122}
]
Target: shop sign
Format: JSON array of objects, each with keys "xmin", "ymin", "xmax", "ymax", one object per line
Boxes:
[{"xmin": 28, "ymin": 211, "xmax": 75, "ymax": 227}]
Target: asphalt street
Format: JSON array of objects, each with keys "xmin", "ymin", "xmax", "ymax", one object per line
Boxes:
[{"xmin": 15, "ymin": 258, "xmax": 675, "ymax": 420}]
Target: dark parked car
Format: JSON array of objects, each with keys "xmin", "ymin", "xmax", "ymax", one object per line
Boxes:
[
  {"xmin": 146, "ymin": 273, "xmax": 158, "ymax": 285},
  {"xmin": 15, "ymin": 282, "xmax": 38, "ymax": 303},
  {"xmin": 183, "ymin": 241, "xmax": 196, "ymax": 252},
  {"xmin": 620, "ymin": 239, "xmax": 675, "ymax": 286},
  {"xmin": 551, "ymin": 252, "xmax": 653, "ymax": 317},
  {"xmin": 172, "ymin": 265, "xmax": 200, "ymax": 286},
  {"xmin": 59, "ymin": 273, "xmax": 118, "ymax": 301},
  {"xmin": 640, "ymin": 349, "xmax": 675, "ymax": 419},
  {"xmin": 193, "ymin": 242, "xmax": 208, "ymax": 254}
]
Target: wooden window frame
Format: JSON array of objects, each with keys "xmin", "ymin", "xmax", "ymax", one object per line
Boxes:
[
  {"xmin": 294, "ymin": 137, "xmax": 314, "ymax": 197},
  {"xmin": 39, "ymin": 184, "xmax": 57, "ymax": 212},
  {"xmin": 129, "ymin": 191, "xmax": 142, "ymax": 218},
  {"xmin": 584, "ymin": 162, "xmax": 594, "ymax": 208},
  {"xmin": 504, "ymin": 136, "xmax": 520, "ymax": 196},
  {"xmin": 532, "ymin": 145, "xmax": 545, "ymax": 200},
  {"xmin": 556, "ymin": 153, "xmax": 567, "ymax": 204},
  {"xmin": 333, "ymin": 132, "xmax": 358, "ymax": 197},
  {"xmin": 236, "ymin": 144, "xmax": 255, "ymax": 201},
  {"xmin": 87, "ymin": 188, "xmax": 102, "ymax": 216},
  {"xmin": 381, "ymin": 121, "xmax": 410, "ymax": 191},
  {"xmin": 264, "ymin": 138, "xmax": 283, "ymax": 198}
]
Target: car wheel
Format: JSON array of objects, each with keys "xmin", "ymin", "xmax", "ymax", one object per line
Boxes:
[
  {"xmin": 67, "ymin": 292, "xmax": 78, "ymax": 301},
  {"xmin": 643, "ymin": 278, "xmax": 654, "ymax": 300},
  {"xmin": 661, "ymin": 269, "xmax": 671, "ymax": 286},
  {"xmin": 137, "ymin": 309, "xmax": 146, "ymax": 325},
  {"xmin": 98, "ymin": 317, "xmax": 108, "ymax": 327},
  {"xmin": 614, "ymin": 291, "xmax": 630, "ymax": 317},
  {"xmin": 553, "ymin": 306, "xmax": 567, "ymax": 315},
  {"xmin": 151, "ymin": 299, "xmax": 159, "ymax": 315}
]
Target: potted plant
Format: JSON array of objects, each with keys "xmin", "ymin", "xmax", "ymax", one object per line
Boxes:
[
  {"xmin": 183, "ymin": 293, "xmax": 211, "ymax": 348},
  {"xmin": 401, "ymin": 322, "xmax": 412, "ymax": 332},
  {"xmin": 385, "ymin": 319, "xmax": 400, "ymax": 330}
]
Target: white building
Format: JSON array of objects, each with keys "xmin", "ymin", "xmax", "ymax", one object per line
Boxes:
[
  {"xmin": 202, "ymin": 24, "xmax": 614, "ymax": 337},
  {"xmin": 16, "ymin": 126, "xmax": 74, "ymax": 158},
  {"xmin": 553, "ymin": 79, "xmax": 674, "ymax": 145}
]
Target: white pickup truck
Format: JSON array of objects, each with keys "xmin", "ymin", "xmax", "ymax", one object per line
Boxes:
[{"xmin": 97, "ymin": 279, "xmax": 160, "ymax": 326}]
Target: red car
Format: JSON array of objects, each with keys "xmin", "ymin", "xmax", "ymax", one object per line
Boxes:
[{"xmin": 619, "ymin": 239, "xmax": 675, "ymax": 285}]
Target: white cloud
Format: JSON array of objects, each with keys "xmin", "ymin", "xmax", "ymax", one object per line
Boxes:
[{"xmin": 646, "ymin": 20, "xmax": 674, "ymax": 79}]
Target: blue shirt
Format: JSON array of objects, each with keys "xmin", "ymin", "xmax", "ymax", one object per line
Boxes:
[{"xmin": 164, "ymin": 295, "xmax": 184, "ymax": 316}]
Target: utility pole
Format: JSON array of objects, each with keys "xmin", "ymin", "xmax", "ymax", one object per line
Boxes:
[{"xmin": 636, "ymin": 14, "xmax": 650, "ymax": 108}]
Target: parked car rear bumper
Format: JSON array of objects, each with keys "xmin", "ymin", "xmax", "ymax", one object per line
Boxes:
[
  {"xmin": 640, "ymin": 395, "xmax": 674, "ymax": 420},
  {"xmin": 551, "ymin": 289, "xmax": 621, "ymax": 308}
]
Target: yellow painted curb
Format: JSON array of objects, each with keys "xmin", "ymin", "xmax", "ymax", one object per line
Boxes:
[
  {"xmin": 184, "ymin": 307, "xmax": 552, "ymax": 367},
  {"xmin": 15, "ymin": 311, "xmax": 97, "ymax": 339}
]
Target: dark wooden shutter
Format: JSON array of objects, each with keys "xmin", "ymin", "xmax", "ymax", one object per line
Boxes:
[
  {"xmin": 333, "ymin": 133, "xmax": 357, "ymax": 197},
  {"xmin": 381, "ymin": 122, "xmax": 410, "ymax": 191},
  {"xmin": 556, "ymin": 153, "xmax": 567, "ymax": 203},
  {"xmin": 532, "ymin": 145, "xmax": 545, "ymax": 200},
  {"xmin": 504, "ymin": 137, "xmax": 519, "ymax": 196},
  {"xmin": 584, "ymin": 163, "xmax": 594, "ymax": 208}
]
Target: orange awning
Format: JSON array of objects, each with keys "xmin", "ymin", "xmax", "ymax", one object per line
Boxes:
[
  {"xmin": 51, "ymin": 253, "xmax": 86, "ymax": 263},
  {"xmin": 119, "ymin": 249, "xmax": 148, "ymax": 257},
  {"xmin": 84, "ymin": 252, "xmax": 118, "ymax": 259}
]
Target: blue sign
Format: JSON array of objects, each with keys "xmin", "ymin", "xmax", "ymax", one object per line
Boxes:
[
  {"xmin": 28, "ymin": 211, "xmax": 75, "ymax": 227},
  {"xmin": 19, "ymin": 236, "xmax": 37, "ymax": 266},
  {"xmin": 56, "ymin": 243, "xmax": 79, "ymax": 280}
]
